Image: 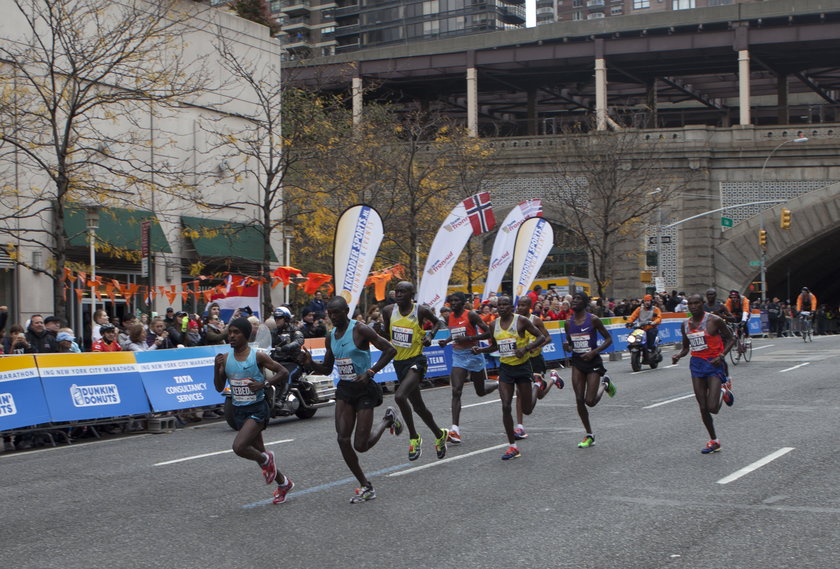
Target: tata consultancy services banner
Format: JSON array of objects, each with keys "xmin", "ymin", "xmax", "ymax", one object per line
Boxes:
[
  {"xmin": 135, "ymin": 346, "xmax": 224, "ymax": 412},
  {"xmin": 334, "ymin": 204, "xmax": 384, "ymax": 317},
  {"xmin": 36, "ymin": 352, "xmax": 150, "ymax": 422},
  {"xmin": 511, "ymin": 217, "xmax": 555, "ymax": 302},
  {"xmin": 0, "ymin": 355, "xmax": 51, "ymax": 431}
]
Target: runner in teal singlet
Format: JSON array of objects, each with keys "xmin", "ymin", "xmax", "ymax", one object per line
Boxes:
[{"xmin": 301, "ymin": 297, "xmax": 398, "ymax": 503}]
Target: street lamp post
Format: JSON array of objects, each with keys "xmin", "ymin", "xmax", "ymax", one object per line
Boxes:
[
  {"xmin": 759, "ymin": 136, "xmax": 808, "ymax": 302},
  {"xmin": 648, "ymin": 187, "xmax": 663, "ymax": 288},
  {"xmin": 85, "ymin": 206, "xmax": 99, "ymax": 338}
]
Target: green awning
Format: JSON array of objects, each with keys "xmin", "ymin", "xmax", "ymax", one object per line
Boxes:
[
  {"xmin": 64, "ymin": 205, "xmax": 171, "ymax": 253},
  {"xmin": 181, "ymin": 216, "xmax": 277, "ymax": 262}
]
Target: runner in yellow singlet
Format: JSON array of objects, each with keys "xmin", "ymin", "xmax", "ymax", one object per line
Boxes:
[
  {"xmin": 514, "ymin": 296, "xmax": 559, "ymax": 439},
  {"xmin": 472, "ymin": 295, "xmax": 545, "ymax": 460},
  {"xmin": 381, "ymin": 281, "xmax": 449, "ymax": 462}
]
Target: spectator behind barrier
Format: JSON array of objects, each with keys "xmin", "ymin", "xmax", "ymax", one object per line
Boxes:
[
  {"xmin": 25, "ymin": 314, "xmax": 57, "ymax": 353},
  {"xmin": 92, "ymin": 324, "xmax": 122, "ymax": 352}
]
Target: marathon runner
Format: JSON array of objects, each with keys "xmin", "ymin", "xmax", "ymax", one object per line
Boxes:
[
  {"xmin": 472, "ymin": 295, "xmax": 545, "ymax": 460},
  {"xmin": 563, "ymin": 292, "xmax": 615, "ymax": 449},
  {"xmin": 381, "ymin": 281, "xmax": 449, "ymax": 461},
  {"xmin": 213, "ymin": 318, "xmax": 294, "ymax": 504},
  {"xmin": 300, "ymin": 296, "xmax": 399, "ymax": 503},
  {"xmin": 672, "ymin": 294, "xmax": 736, "ymax": 454},
  {"xmin": 437, "ymin": 292, "xmax": 497, "ymax": 445}
]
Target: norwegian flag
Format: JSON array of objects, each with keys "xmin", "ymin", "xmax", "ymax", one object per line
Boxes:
[{"xmin": 463, "ymin": 192, "xmax": 496, "ymax": 236}]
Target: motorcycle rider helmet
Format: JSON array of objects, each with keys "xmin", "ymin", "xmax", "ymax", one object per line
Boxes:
[
  {"xmin": 643, "ymin": 294, "xmax": 653, "ymax": 302},
  {"xmin": 273, "ymin": 306, "xmax": 292, "ymax": 321}
]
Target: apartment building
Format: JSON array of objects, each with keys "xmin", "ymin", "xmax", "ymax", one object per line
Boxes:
[{"xmin": 538, "ymin": 0, "xmax": 760, "ymax": 24}]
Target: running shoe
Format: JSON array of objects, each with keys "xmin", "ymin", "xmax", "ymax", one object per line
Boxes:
[
  {"xmin": 435, "ymin": 429, "xmax": 449, "ymax": 459},
  {"xmin": 408, "ymin": 436, "xmax": 422, "ymax": 461},
  {"xmin": 724, "ymin": 378, "xmax": 733, "ymax": 391},
  {"xmin": 549, "ymin": 370, "xmax": 565, "ymax": 390},
  {"xmin": 447, "ymin": 429, "xmax": 462, "ymax": 444},
  {"xmin": 261, "ymin": 451, "xmax": 277, "ymax": 484},
  {"xmin": 350, "ymin": 484, "xmax": 376, "ymax": 504},
  {"xmin": 513, "ymin": 426, "xmax": 528, "ymax": 440},
  {"xmin": 272, "ymin": 476, "xmax": 294, "ymax": 504},
  {"xmin": 603, "ymin": 376, "xmax": 617, "ymax": 398},
  {"xmin": 722, "ymin": 388, "xmax": 735, "ymax": 407},
  {"xmin": 501, "ymin": 446, "xmax": 521, "ymax": 460},
  {"xmin": 385, "ymin": 407, "xmax": 403, "ymax": 436},
  {"xmin": 701, "ymin": 440, "xmax": 721, "ymax": 454},
  {"xmin": 577, "ymin": 435, "xmax": 595, "ymax": 448}
]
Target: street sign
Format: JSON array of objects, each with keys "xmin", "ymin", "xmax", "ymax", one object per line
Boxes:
[
  {"xmin": 721, "ymin": 217, "xmax": 733, "ymax": 227},
  {"xmin": 648, "ymin": 236, "xmax": 672, "ymax": 245},
  {"xmin": 749, "ymin": 260, "xmax": 761, "ymax": 267},
  {"xmin": 141, "ymin": 220, "xmax": 150, "ymax": 278}
]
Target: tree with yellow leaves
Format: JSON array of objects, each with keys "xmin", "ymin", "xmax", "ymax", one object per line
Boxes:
[{"xmin": 0, "ymin": 0, "xmax": 211, "ymax": 320}]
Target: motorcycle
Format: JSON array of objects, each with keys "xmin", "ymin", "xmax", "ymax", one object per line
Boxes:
[
  {"xmin": 223, "ymin": 324, "xmax": 336, "ymax": 430},
  {"xmin": 625, "ymin": 321, "xmax": 663, "ymax": 372}
]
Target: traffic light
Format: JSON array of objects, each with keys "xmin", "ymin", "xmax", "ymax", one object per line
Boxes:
[
  {"xmin": 780, "ymin": 208, "xmax": 792, "ymax": 229},
  {"xmin": 758, "ymin": 229, "xmax": 767, "ymax": 247}
]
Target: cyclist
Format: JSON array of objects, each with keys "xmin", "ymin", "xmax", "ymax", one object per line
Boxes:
[
  {"xmin": 724, "ymin": 290, "xmax": 751, "ymax": 340},
  {"xmin": 625, "ymin": 294, "xmax": 662, "ymax": 354},
  {"xmin": 796, "ymin": 287, "xmax": 817, "ymax": 335}
]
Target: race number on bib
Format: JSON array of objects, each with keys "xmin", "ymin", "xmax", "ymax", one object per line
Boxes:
[
  {"xmin": 230, "ymin": 378, "xmax": 257, "ymax": 403},
  {"xmin": 336, "ymin": 357, "xmax": 356, "ymax": 381},
  {"xmin": 450, "ymin": 326, "xmax": 467, "ymax": 340},
  {"xmin": 498, "ymin": 337, "xmax": 517, "ymax": 357},
  {"xmin": 570, "ymin": 333, "xmax": 591, "ymax": 354},
  {"xmin": 392, "ymin": 326, "xmax": 414, "ymax": 348},
  {"xmin": 687, "ymin": 331, "xmax": 708, "ymax": 352}
]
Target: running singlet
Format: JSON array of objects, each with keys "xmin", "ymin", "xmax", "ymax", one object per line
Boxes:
[
  {"xmin": 524, "ymin": 314, "xmax": 542, "ymax": 358},
  {"xmin": 567, "ymin": 312, "xmax": 598, "ymax": 355},
  {"xmin": 225, "ymin": 347, "xmax": 265, "ymax": 406},
  {"xmin": 331, "ymin": 320, "xmax": 371, "ymax": 382},
  {"xmin": 389, "ymin": 303, "xmax": 425, "ymax": 361},
  {"xmin": 684, "ymin": 313, "xmax": 723, "ymax": 360},
  {"xmin": 448, "ymin": 310, "xmax": 478, "ymax": 349},
  {"xmin": 494, "ymin": 315, "xmax": 529, "ymax": 366}
]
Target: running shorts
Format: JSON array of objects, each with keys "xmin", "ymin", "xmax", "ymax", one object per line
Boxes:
[
  {"xmin": 530, "ymin": 353, "xmax": 547, "ymax": 374},
  {"xmin": 393, "ymin": 354, "xmax": 427, "ymax": 382},
  {"xmin": 232, "ymin": 400, "xmax": 270, "ymax": 430},
  {"xmin": 335, "ymin": 379, "xmax": 383, "ymax": 410},
  {"xmin": 689, "ymin": 356, "xmax": 728, "ymax": 383},
  {"xmin": 451, "ymin": 348, "xmax": 486, "ymax": 372},
  {"xmin": 569, "ymin": 354, "xmax": 607, "ymax": 377},
  {"xmin": 498, "ymin": 361, "xmax": 533, "ymax": 384}
]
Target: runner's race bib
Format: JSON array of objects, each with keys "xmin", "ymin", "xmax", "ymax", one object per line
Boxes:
[
  {"xmin": 687, "ymin": 331, "xmax": 708, "ymax": 352},
  {"xmin": 392, "ymin": 326, "xmax": 414, "ymax": 348},
  {"xmin": 498, "ymin": 337, "xmax": 517, "ymax": 357},
  {"xmin": 336, "ymin": 357, "xmax": 356, "ymax": 381},
  {"xmin": 571, "ymin": 333, "xmax": 591, "ymax": 354},
  {"xmin": 230, "ymin": 378, "xmax": 257, "ymax": 403},
  {"xmin": 450, "ymin": 326, "xmax": 467, "ymax": 340}
]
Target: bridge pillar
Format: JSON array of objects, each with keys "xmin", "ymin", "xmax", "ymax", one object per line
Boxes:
[
  {"xmin": 595, "ymin": 57, "xmax": 607, "ymax": 131},
  {"xmin": 777, "ymin": 73, "xmax": 789, "ymax": 124},
  {"xmin": 738, "ymin": 49, "xmax": 751, "ymax": 126},
  {"xmin": 352, "ymin": 76, "xmax": 363, "ymax": 126},
  {"xmin": 467, "ymin": 66, "xmax": 478, "ymax": 137}
]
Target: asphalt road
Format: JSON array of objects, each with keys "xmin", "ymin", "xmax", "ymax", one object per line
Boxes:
[{"xmin": 4, "ymin": 335, "xmax": 840, "ymax": 569}]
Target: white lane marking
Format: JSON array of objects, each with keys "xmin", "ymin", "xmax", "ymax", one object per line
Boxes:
[
  {"xmin": 387, "ymin": 443, "xmax": 509, "ymax": 477},
  {"xmin": 751, "ymin": 344, "xmax": 774, "ymax": 351},
  {"xmin": 717, "ymin": 447, "xmax": 795, "ymax": 485},
  {"xmin": 643, "ymin": 394, "xmax": 695, "ymax": 409},
  {"xmin": 462, "ymin": 399, "xmax": 501, "ymax": 409},
  {"xmin": 630, "ymin": 368, "xmax": 656, "ymax": 375},
  {"xmin": 665, "ymin": 364, "xmax": 679, "ymax": 368},
  {"xmin": 779, "ymin": 362, "xmax": 810, "ymax": 373},
  {"xmin": 154, "ymin": 438, "xmax": 293, "ymax": 466}
]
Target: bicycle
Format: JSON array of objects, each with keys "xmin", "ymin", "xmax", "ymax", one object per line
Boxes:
[
  {"xmin": 799, "ymin": 311, "xmax": 813, "ymax": 343},
  {"xmin": 727, "ymin": 322, "xmax": 752, "ymax": 365}
]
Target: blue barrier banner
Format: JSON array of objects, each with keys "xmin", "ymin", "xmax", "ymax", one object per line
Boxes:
[
  {"xmin": 0, "ymin": 355, "xmax": 51, "ymax": 430},
  {"xmin": 36, "ymin": 352, "xmax": 150, "ymax": 422},
  {"xmin": 135, "ymin": 347, "xmax": 225, "ymax": 412}
]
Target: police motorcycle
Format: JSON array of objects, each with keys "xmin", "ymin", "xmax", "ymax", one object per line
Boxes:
[
  {"xmin": 223, "ymin": 323, "xmax": 335, "ymax": 430},
  {"xmin": 624, "ymin": 321, "xmax": 663, "ymax": 372}
]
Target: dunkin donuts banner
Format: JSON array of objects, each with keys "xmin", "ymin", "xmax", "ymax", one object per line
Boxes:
[
  {"xmin": 511, "ymin": 217, "xmax": 555, "ymax": 303},
  {"xmin": 334, "ymin": 205, "xmax": 384, "ymax": 316}
]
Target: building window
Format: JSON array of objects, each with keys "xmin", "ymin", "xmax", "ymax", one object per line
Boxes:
[
  {"xmin": 633, "ymin": 0, "xmax": 650, "ymax": 8},
  {"xmin": 672, "ymin": 0, "xmax": 695, "ymax": 8}
]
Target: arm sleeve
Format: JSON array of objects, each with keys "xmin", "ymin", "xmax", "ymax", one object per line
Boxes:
[
  {"xmin": 652, "ymin": 308, "xmax": 662, "ymax": 325},
  {"xmin": 627, "ymin": 308, "xmax": 639, "ymax": 323},
  {"xmin": 742, "ymin": 299, "xmax": 750, "ymax": 322}
]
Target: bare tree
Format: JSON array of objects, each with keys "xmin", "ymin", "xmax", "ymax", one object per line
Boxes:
[
  {"xmin": 543, "ymin": 127, "xmax": 684, "ymax": 299},
  {"xmin": 0, "ymin": 0, "xmax": 210, "ymax": 319}
]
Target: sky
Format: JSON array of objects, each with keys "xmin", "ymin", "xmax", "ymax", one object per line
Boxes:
[{"xmin": 527, "ymin": 0, "xmax": 536, "ymax": 27}]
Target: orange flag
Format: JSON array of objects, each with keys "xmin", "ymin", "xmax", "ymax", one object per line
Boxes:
[
  {"xmin": 77, "ymin": 270, "xmax": 87, "ymax": 284},
  {"xmin": 272, "ymin": 266, "xmax": 302, "ymax": 285},
  {"xmin": 165, "ymin": 290, "xmax": 178, "ymax": 305},
  {"xmin": 75, "ymin": 288, "xmax": 85, "ymax": 302},
  {"xmin": 300, "ymin": 273, "xmax": 332, "ymax": 295}
]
